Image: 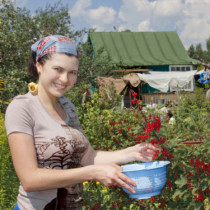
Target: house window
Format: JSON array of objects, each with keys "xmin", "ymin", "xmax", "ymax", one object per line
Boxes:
[
  {"xmin": 169, "ymin": 65, "xmax": 194, "ymax": 91},
  {"xmin": 186, "ymin": 66, "xmax": 190, "ymax": 71}
]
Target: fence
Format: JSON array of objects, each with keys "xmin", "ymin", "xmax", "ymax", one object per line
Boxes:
[{"xmin": 141, "ymin": 92, "xmax": 191, "ymax": 105}]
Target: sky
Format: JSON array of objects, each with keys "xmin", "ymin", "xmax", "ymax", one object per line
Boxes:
[{"xmin": 14, "ymin": 0, "xmax": 210, "ymax": 50}]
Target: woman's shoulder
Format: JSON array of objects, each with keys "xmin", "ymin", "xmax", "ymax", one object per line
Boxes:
[
  {"xmin": 6, "ymin": 92, "xmax": 35, "ymax": 112},
  {"xmin": 12, "ymin": 92, "xmax": 34, "ymax": 101},
  {"xmin": 5, "ymin": 92, "xmax": 35, "ymax": 136}
]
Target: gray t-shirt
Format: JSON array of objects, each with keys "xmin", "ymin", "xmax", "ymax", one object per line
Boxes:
[{"xmin": 5, "ymin": 92, "xmax": 90, "ymax": 210}]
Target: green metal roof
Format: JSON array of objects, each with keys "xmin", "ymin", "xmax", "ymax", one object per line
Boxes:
[{"xmin": 89, "ymin": 31, "xmax": 199, "ymax": 67}]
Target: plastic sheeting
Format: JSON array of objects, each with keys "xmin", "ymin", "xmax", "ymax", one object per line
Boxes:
[
  {"xmin": 137, "ymin": 71, "xmax": 197, "ymax": 92},
  {"xmin": 97, "ymin": 73, "xmax": 140, "ymax": 95}
]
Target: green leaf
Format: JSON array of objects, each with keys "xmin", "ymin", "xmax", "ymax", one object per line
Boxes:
[
  {"xmin": 172, "ymin": 189, "xmax": 182, "ymax": 199},
  {"xmin": 175, "ymin": 175, "xmax": 187, "ymax": 188}
]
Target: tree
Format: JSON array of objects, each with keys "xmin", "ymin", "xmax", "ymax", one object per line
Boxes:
[
  {"xmin": 205, "ymin": 36, "xmax": 210, "ymax": 63},
  {"xmin": 76, "ymin": 38, "xmax": 117, "ymax": 88},
  {"xmin": 194, "ymin": 43, "xmax": 204, "ymax": 60},
  {"xmin": 188, "ymin": 37, "xmax": 210, "ymax": 64},
  {"xmin": 188, "ymin": 44, "xmax": 195, "ymax": 58},
  {"xmin": 0, "ymin": 0, "xmax": 83, "ymax": 110},
  {"xmin": 0, "ymin": 1, "xmax": 35, "ymax": 101}
]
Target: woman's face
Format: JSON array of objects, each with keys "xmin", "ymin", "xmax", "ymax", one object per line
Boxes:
[{"xmin": 36, "ymin": 53, "xmax": 79, "ymax": 98}]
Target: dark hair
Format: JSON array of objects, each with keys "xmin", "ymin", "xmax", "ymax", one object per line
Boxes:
[{"xmin": 27, "ymin": 52, "xmax": 78, "ymax": 79}]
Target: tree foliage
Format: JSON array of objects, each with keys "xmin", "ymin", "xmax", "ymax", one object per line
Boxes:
[
  {"xmin": 1, "ymin": 0, "xmax": 209, "ymax": 112},
  {"xmin": 0, "ymin": 0, "xmax": 119, "ymax": 112},
  {"xmin": 188, "ymin": 36, "xmax": 210, "ymax": 64},
  {"xmin": 77, "ymin": 40, "xmax": 117, "ymax": 85},
  {"xmin": 0, "ymin": 0, "xmax": 82, "ymax": 108}
]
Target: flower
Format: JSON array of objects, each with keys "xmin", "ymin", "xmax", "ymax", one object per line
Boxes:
[
  {"xmin": 112, "ymin": 202, "xmax": 116, "ymax": 208},
  {"xmin": 109, "ymin": 121, "xmax": 115, "ymax": 126},
  {"xmin": 167, "ymin": 153, "xmax": 174, "ymax": 159},
  {"xmin": 195, "ymin": 157, "xmax": 200, "ymax": 168},
  {"xmin": 152, "ymin": 150, "xmax": 160, "ymax": 160},
  {"xmin": 194, "ymin": 190, "xmax": 204, "ymax": 202},
  {"xmin": 132, "ymin": 92, "xmax": 138, "ymax": 98},
  {"xmin": 118, "ymin": 128, "xmax": 122, "ymax": 133},
  {"xmin": 83, "ymin": 181, "xmax": 88, "ymax": 186},
  {"xmin": 166, "ymin": 180, "xmax": 172, "ymax": 190},
  {"xmin": 190, "ymin": 158, "xmax": 194, "ymax": 166},
  {"xmin": 151, "ymin": 139, "xmax": 158, "ymax": 145},
  {"xmin": 28, "ymin": 82, "xmax": 38, "ymax": 94},
  {"xmin": 188, "ymin": 184, "xmax": 193, "ymax": 190},
  {"xmin": 187, "ymin": 172, "xmax": 194, "ymax": 178},
  {"xmin": 131, "ymin": 99, "xmax": 135, "ymax": 104},
  {"xmin": 159, "ymin": 137, "xmax": 165, "ymax": 144},
  {"xmin": 162, "ymin": 147, "xmax": 168, "ymax": 156}
]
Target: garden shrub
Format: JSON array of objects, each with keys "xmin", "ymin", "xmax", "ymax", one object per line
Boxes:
[
  {"xmin": 0, "ymin": 89, "xmax": 209, "ymax": 209},
  {"xmin": 0, "ymin": 78, "xmax": 19, "ymax": 209},
  {"xmin": 79, "ymin": 91, "xmax": 210, "ymax": 209},
  {"xmin": 0, "ymin": 112, "xmax": 19, "ymax": 210}
]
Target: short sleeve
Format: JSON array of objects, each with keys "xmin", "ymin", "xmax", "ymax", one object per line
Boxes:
[{"xmin": 5, "ymin": 98, "xmax": 34, "ymax": 137}]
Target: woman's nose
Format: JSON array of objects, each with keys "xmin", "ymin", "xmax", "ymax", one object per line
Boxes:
[{"xmin": 59, "ymin": 73, "xmax": 68, "ymax": 83}]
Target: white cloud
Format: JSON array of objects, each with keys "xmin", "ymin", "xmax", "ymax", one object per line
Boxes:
[
  {"xmin": 88, "ymin": 6, "xmax": 116, "ymax": 25},
  {"xmin": 118, "ymin": 0, "xmax": 182, "ymax": 31},
  {"xmin": 70, "ymin": 0, "xmax": 116, "ymax": 31},
  {"xmin": 69, "ymin": 0, "xmax": 210, "ymax": 48},
  {"xmin": 117, "ymin": 0, "xmax": 154, "ymax": 32},
  {"xmin": 179, "ymin": 0, "xmax": 210, "ymax": 49},
  {"xmin": 117, "ymin": 0, "xmax": 210, "ymax": 49},
  {"xmin": 119, "ymin": 0, "xmax": 153, "ymax": 19},
  {"xmin": 154, "ymin": 0, "xmax": 182, "ymax": 17},
  {"xmin": 70, "ymin": 0, "xmax": 91, "ymax": 17},
  {"xmin": 138, "ymin": 20, "xmax": 153, "ymax": 31}
]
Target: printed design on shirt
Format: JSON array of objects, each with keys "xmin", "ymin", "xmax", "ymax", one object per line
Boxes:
[
  {"xmin": 35, "ymin": 125, "xmax": 88, "ymax": 170},
  {"xmin": 40, "ymin": 125, "xmax": 87, "ymax": 210}
]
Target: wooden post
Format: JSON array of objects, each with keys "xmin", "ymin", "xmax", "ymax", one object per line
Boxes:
[{"xmin": 129, "ymin": 85, "xmax": 132, "ymax": 108}]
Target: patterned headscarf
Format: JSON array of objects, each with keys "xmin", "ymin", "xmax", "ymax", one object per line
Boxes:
[{"xmin": 31, "ymin": 35, "xmax": 79, "ymax": 61}]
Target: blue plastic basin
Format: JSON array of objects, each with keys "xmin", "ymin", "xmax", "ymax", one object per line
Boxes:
[{"xmin": 122, "ymin": 161, "xmax": 170, "ymax": 199}]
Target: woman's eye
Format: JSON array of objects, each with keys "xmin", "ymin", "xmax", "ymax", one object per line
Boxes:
[
  {"xmin": 54, "ymin": 67, "xmax": 62, "ymax": 72},
  {"xmin": 69, "ymin": 71, "xmax": 79, "ymax": 76}
]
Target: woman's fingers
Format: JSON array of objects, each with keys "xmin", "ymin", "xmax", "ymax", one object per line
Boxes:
[
  {"xmin": 95, "ymin": 164, "xmax": 137, "ymax": 193},
  {"xmin": 147, "ymin": 144, "xmax": 161, "ymax": 151},
  {"xmin": 117, "ymin": 173, "xmax": 136, "ymax": 193}
]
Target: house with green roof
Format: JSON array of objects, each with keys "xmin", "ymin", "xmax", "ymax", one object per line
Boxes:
[{"xmin": 88, "ymin": 31, "xmax": 199, "ymax": 106}]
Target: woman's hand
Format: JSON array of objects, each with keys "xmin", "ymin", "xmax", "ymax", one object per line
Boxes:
[
  {"xmin": 93, "ymin": 163, "xmax": 136, "ymax": 194},
  {"xmin": 130, "ymin": 143, "xmax": 161, "ymax": 162}
]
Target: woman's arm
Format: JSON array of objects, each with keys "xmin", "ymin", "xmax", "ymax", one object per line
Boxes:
[
  {"xmin": 80, "ymin": 143, "xmax": 160, "ymax": 192},
  {"xmin": 8, "ymin": 132, "xmax": 95, "ymax": 192},
  {"xmin": 81, "ymin": 143, "xmax": 160, "ymax": 166},
  {"xmin": 8, "ymin": 132, "xmax": 136, "ymax": 193}
]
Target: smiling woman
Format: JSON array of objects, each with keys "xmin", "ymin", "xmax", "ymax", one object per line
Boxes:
[
  {"xmin": 4, "ymin": 35, "xmax": 160, "ymax": 210},
  {"xmin": 36, "ymin": 53, "xmax": 79, "ymax": 100}
]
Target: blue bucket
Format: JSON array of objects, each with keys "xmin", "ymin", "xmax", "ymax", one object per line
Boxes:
[{"xmin": 122, "ymin": 161, "xmax": 170, "ymax": 199}]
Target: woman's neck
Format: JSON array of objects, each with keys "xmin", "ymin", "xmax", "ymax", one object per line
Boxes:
[
  {"xmin": 37, "ymin": 87, "xmax": 66, "ymax": 121},
  {"xmin": 37, "ymin": 86, "xmax": 58, "ymax": 109}
]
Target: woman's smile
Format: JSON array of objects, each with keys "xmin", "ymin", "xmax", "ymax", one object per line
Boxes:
[{"xmin": 53, "ymin": 82, "xmax": 67, "ymax": 90}]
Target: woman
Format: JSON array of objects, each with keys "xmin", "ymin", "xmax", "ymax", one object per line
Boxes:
[{"xmin": 5, "ymin": 35, "xmax": 160, "ymax": 210}]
